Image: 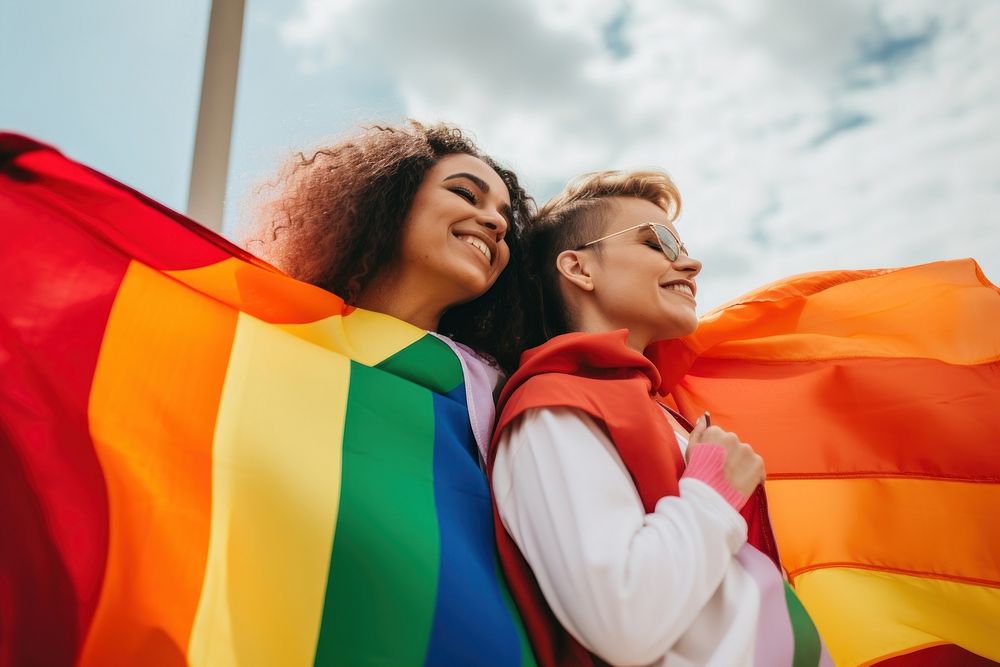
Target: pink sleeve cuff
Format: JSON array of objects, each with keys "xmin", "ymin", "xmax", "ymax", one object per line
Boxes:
[{"xmin": 681, "ymin": 443, "xmax": 749, "ymax": 511}]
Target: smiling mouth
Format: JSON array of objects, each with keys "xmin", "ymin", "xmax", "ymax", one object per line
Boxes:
[
  {"xmin": 455, "ymin": 234, "xmax": 492, "ymax": 264},
  {"xmin": 663, "ymin": 283, "xmax": 695, "ymax": 298}
]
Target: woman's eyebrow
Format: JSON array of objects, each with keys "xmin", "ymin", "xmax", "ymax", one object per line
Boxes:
[
  {"xmin": 443, "ymin": 172, "xmax": 490, "ymax": 191},
  {"xmin": 636, "ymin": 225, "xmax": 658, "ymax": 240}
]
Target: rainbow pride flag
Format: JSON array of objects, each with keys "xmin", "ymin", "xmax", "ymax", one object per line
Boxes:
[
  {"xmin": 0, "ymin": 134, "xmax": 536, "ymax": 665},
  {"xmin": 652, "ymin": 262, "xmax": 1000, "ymax": 666},
  {"xmin": 5, "ymin": 132, "xmax": 999, "ymax": 667}
]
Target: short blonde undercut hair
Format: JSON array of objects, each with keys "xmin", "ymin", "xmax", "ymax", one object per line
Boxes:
[
  {"xmin": 536, "ymin": 169, "xmax": 682, "ymax": 222},
  {"xmin": 521, "ymin": 169, "xmax": 684, "ymax": 344}
]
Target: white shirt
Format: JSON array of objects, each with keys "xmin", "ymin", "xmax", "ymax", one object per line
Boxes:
[{"xmin": 493, "ymin": 407, "xmax": 761, "ymax": 667}]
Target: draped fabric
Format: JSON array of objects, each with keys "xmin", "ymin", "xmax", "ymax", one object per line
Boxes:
[
  {"xmin": 0, "ymin": 134, "xmax": 536, "ymax": 667},
  {"xmin": 489, "ymin": 329, "xmax": 828, "ymax": 667},
  {"xmin": 4, "ymin": 132, "xmax": 998, "ymax": 666},
  {"xmin": 650, "ymin": 260, "xmax": 1000, "ymax": 666}
]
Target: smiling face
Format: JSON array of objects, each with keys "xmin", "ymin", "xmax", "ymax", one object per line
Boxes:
[
  {"xmin": 395, "ymin": 152, "xmax": 513, "ymax": 310},
  {"xmin": 562, "ymin": 196, "xmax": 703, "ymax": 349}
]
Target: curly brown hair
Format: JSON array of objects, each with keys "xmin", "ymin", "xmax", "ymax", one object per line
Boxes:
[{"xmin": 242, "ymin": 121, "xmax": 534, "ymax": 372}]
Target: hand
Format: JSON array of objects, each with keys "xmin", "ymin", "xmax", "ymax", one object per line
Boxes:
[{"xmin": 687, "ymin": 414, "xmax": 765, "ymax": 498}]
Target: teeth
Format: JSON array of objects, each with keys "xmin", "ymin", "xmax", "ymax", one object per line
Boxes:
[
  {"xmin": 665, "ymin": 283, "xmax": 694, "ymax": 297},
  {"xmin": 458, "ymin": 235, "xmax": 491, "ymax": 263}
]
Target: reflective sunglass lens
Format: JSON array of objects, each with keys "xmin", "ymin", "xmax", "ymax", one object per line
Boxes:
[{"xmin": 654, "ymin": 226, "xmax": 680, "ymax": 261}]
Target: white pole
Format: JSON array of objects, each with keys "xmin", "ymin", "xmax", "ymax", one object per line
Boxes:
[{"xmin": 187, "ymin": 0, "xmax": 245, "ymax": 233}]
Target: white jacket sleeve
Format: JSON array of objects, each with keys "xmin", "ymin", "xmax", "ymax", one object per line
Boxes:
[{"xmin": 492, "ymin": 407, "xmax": 748, "ymax": 666}]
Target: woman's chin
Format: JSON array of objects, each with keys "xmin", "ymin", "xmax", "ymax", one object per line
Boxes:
[
  {"xmin": 449, "ymin": 265, "xmax": 497, "ymax": 299},
  {"xmin": 681, "ymin": 312, "xmax": 700, "ymax": 333},
  {"xmin": 652, "ymin": 316, "xmax": 699, "ymax": 342}
]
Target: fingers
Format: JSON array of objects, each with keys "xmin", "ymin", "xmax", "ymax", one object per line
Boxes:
[
  {"xmin": 745, "ymin": 444, "xmax": 765, "ymax": 486},
  {"xmin": 744, "ymin": 447, "xmax": 766, "ymax": 488},
  {"xmin": 704, "ymin": 426, "xmax": 739, "ymax": 448},
  {"xmin": 684, "ymin": 413, "xmax": 767, "ymax": 494},
  {"xmin": 720, "ymin": 442, "xmax": 765, "ymax": 498},
  {"xmin": 689, "ymin": 413, "xmax": 743, "ymax": 449},
  {"xmin": 688, "ymin": 412, "xmax": 709, "ymax": 446}
]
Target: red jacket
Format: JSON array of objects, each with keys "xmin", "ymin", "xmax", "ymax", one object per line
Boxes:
[{"xmin": 487, "ymin": 330, "xmax": 780, "ymax": 667}]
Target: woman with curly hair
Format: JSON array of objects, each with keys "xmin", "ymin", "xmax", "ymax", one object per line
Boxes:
[
  {"xmin": 245, "ymin": 121, "xmax": 530, "ymax": 374},
  {"xmin": 242, "ymin": 121, "xmax": 539, "ymax": 665}
]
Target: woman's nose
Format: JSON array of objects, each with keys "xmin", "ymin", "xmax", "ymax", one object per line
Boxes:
[
  {"xmin": 478, "ymin": 211, "xmax": 508, "ymax": 239},
  {"xmin": 675, "ymin": 252, "xmax": 702, "ymax": 276}
]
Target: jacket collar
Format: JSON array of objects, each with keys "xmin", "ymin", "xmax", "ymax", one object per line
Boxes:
[{"xmin": 499, "ymin": 329, "xmax": 661, "ymax": 409}]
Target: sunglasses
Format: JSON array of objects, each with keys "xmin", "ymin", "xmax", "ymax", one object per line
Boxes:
[{"xmin": 578, "ymin": 222, "xmax": 688, "ymax": 262}]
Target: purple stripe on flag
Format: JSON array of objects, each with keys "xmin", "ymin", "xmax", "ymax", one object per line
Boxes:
[
  {"xmin": 735, "ymin": 545, "xmax": 795, "ymax": 667},
  {"xmin": 819, "ymin": 641, "xmax": 834, "ymax": 667}
]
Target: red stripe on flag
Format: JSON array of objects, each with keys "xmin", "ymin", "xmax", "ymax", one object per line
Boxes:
[
  {"xmin": 870, "ymin": 642, "xmax": 999, "ymax": 666},
  {"xmin": 0, "ymin": 133, "xmax": 270, "ymax": 271},
  {"xmin": 1, "ymin": 137, "xmax": 131, "ymax": 663}
]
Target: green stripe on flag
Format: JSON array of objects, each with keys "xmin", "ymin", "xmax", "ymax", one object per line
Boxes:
[
  {"xmin": 784, "ymin": 582, "xmax": 822, "ymax": 667},
  {"xmin": 375, "ymin": 335, "xmax": 463, "ymax": 395},
  {"xmin": 313, "ymin": 360, "xmax": 440, "ymax": 665}
]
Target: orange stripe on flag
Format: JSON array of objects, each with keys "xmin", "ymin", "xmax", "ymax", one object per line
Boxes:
[
  {"xmin": 673, "ymin": 357, "xmax": 1000, "ymax": 481},
  {"xmin": 692, "ymin": 260, "xmax": 1000, "ymax": 365},
  {"xmin": 767, "ymin": 478, "xmax": 1000, "ymax": 586},
  {"xmin": 80, "ymin": 261, "xmax": 236, "ymax": 665},
  {"xmin": 165, "ymin": 257, "xmax": 348, "ymax": 324}
]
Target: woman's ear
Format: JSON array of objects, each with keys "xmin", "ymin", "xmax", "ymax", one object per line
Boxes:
[{"xmin": 555, "ymin": 250, "xmax": 595, "ymax": 292}]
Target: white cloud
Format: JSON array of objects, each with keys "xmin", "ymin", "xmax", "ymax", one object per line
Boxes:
[{"xmin": 276, "ymin": 0, "xmax": 1000, "ymax": 309}]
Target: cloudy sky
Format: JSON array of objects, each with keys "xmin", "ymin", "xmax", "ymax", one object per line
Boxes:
[{"xmin": 3, "ymin": 0, "xmax": 998, "ymax": 310}]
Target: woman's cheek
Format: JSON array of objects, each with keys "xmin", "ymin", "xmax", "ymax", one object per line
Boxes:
[{"xmin": 496, "ymin": 246, "xmax": 511, "ymax": 273}]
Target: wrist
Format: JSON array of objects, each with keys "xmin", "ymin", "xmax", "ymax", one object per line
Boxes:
[{"xmin": 681, "ymin": 443, "xmax": 749, "ymax": 510}]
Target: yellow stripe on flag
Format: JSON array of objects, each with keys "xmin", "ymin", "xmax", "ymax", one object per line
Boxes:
[
  {"xmin": 278, "ymin": 307, "xmax": 426, "ymax": 367},
  {"xmin": 187, "ymin": 313, "xmax": 350, "ymax": 667},
  {"xmin": 793, "ymin": 567, "xmax": 1000, "ymax": 666}
]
